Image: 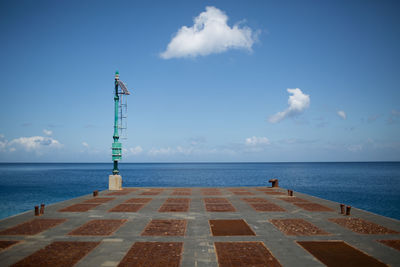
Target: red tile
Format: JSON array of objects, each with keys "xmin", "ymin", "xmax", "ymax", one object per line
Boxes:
[
  {"xmin": 118, "ymin": 242, "xmax": 183, "ymax": 267},
  {"xmin": 83, "ymin": 197, "xmax": 115, "ymax": 204},
  {"xmin": 329, "ymin": 218, "xmax": 398, "ymax": 234},
  {"xmin": 11, "ymin": 241, "xmax": 100, "ymax": 267},
  {"xmin": 59, "ymin": 203, "xmax": 101, "ymax": 212},
  {"xmin": 378, "ymin": 240, "xmax": 400, "ymax": 251},
  {"xmin": 0, "ymin": 240, "xmax": 20, "ymax": 251},
  {"xmin": 293, "ymin": 203, "xmax": 334, "ymax": 212},
  {"xmin": 0, "ymin": 219, "xmax": 66, "ymax": 235},
  {"xmin": 215, "ymin": 242, "xmax": 281, "ymax": 267},
  {"xmin": 210, "ymin": 220, "xmax": 255, "ymax": 236},
  {"xmin": 270, "ymin": 219, "xmax": 330, "ymax": 236},
  {"xmin": 109, "ymin": 204, "xmax": 145, "ymax": 212},
  {"xmin": 142, "ymin": 220, "xmax": 186, "ymax": 236},
  {"xmin": 298, "ymin": 241, "xmax": 386, "ymax": 267},
  {"xmin": 68, "ymin": 219, "xmax": 127, "ymax": 236}
]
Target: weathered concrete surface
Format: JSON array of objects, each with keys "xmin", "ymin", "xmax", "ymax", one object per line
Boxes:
[
  {"xmin": 108, "ymin": 175, "xmax": 122, "ymax": 190},
  {"xmin": 0, "ymin": 187, "xmax": 399, "ymax": 266}
]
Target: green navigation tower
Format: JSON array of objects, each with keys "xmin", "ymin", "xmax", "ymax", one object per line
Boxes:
[{"xmin": 109, "ymin": 71, "xmax": 130, "ymax": 190}]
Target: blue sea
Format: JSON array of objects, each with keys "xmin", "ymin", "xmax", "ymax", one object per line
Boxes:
[{"xmin": 0, "ymin": 162, "xmax": 399, "ymax": 220}]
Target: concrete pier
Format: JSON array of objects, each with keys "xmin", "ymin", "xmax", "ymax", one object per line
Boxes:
[{"xmin": 0, "ymin": 187, "xmax": 399, "ymax": 266}]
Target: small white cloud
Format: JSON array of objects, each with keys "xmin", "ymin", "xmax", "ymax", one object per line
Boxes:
[
  {"xmin": 337, "ymin": 110, "xmax": 347, "ymax": 120},
  {"xmin": 160, "ymin": 6, "xmax": 258, "ymax": 59},
  {"xmin": 43, "ymin": 129, "xmax": 53, "ymax": 136},
  {"xmin": 9, "ymin": 147, "xmax": 16, "ymax": 152},
  {"xmin": 9, "ymin": 136, "xmax": 62, "ymax": 151},
  {"xmin": 0, "ymin": 134, "xmax": 4, "ymax": 139},
  {"xmin": 148, "ymin": 147, "xmax": 174, "ymax": 156},
  {"xmin": 347, "ymin": 144, "xmax": 363, "ymax": 152},
  {"xmin": 82, "ymin": 142, "xmax": 89, "ymax": 147},
  {"xmin": 269, "ymin": 88, "xmax": 310, "ymax": 123},
  {"xmin": 129, "ymin": 146, "xmax": 143, "ymax": 155},
  {"xmin": 245, "ymin": 136, "xmax": 270, "ymax": 146}
]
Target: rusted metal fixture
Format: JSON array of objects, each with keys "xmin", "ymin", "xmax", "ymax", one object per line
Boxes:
[
  {"xmin": 346, "ymin": 206, "xmax": 351, "ymax": 215},
  {"xmin": 34, "ymin": 206, "xmax": 39, "ymax": 216},
  {"xmin": 340, "ymin": 204, "xmax": 345, "ymax": 214},
  {"xmin": 287, "ymin": 190, "xmax": 293, "ymax": 196},
  {"xmin": 40, "ymin": 204, "xmax": 45, "ymax": 215},
  {"xmin": 269, "ymin": 179, "xmax": 279, "ymax": 188},
  {"xmin": 93, "ymin": 190, "xmax": 98, "ymax": 197}
]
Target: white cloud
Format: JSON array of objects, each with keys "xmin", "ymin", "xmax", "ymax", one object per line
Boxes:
[
  {"xmin": 245, "ymin": 136, "xmax": 270, "ymax": 146},
  {"xmin": 148, "ymin": 147, "xmax": 175, "ymax": 156},
  {"xmin": 347, "ymin": 144, "xmax": 363, "ymax": 152},
  {"xmin": 129, "ymin": 146, "xmax": 143, "ymax": 155},
  {"xmin": 43, "ymin": 129, "xmax": 53, "ymax": 136},
  {"xmin": 9, "ymin": 136, "xmax": 62, "ymax": 151},
  {"xmin": 82, "ymin": 142, "xmax": 89, "ymax": 147},
  {"xmin": 160, "ymin": 6, "xmax": 258, "ymax": 59},
  {"xmin": 269, "ymin": 88, "xmax": 310, "ymax": 123},
  {"xmin": 337, "ymin": 110, "xmax": 346, "ymax": 120}
]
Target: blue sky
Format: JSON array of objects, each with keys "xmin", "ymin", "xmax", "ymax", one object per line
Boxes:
[{"xmin": 0, "ymin": 0, "xmax": 399, "ymax": 162}]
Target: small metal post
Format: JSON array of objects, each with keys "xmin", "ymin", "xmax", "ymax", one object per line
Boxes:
[
  {"xmin": 346, "ymin": 206, "xmax": 351, "ymax": 215},
  {"xmin": 269, "ymin": 179, "xmax": 278, "ymax": 188},
  {"xmin": 93, "ymin": 190, "xmax": 98, "ymax": 197},
  {"xmin": 340, "ymin": 204, "xmax": 345, "ymax": 214},
  {"xmin": 34, "ymin": 206, "xmax": 39, "ymax": 216},
  {"xmin": 40, "ymin": 204, "xmax": 45, "ymax": 215}
]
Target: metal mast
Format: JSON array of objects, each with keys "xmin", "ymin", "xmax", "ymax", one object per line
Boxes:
[
  {"xmin": 111, "ymin": 71, "xmax": 130, "ymax": 175},
  {"xmin": 112, "ymin": 71, "xmax": 122, "ymax": 174}
]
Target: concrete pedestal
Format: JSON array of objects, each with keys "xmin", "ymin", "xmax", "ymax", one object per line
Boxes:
[{"xmin": 109, "ymin": 175, "xmax": 122, "ymax": 190}]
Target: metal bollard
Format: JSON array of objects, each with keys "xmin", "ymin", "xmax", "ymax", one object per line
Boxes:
[
  {"xmin": 269, "ymin": 179, "xmax": 279, "ymax": 188},
  {"xmin": 40, "ymin": 204, "xmax": 45, "ymax": 215},
  {"xmin": 346, "ymin": 206, "xmax": 351, "ymax": 215},
  {"xmin": 93, "ymin": 190, "xmax": 98, "ymax": 197},
  {"xmin": 34, "ymin": 206, "xmax": 39, "ymax": 216},
  {"xmin": 340, "ymin": 204, "xmax": 345, "ymax": 214}
]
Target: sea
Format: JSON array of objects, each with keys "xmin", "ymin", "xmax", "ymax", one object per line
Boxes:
[{"xmin": 0, "ymin": 162, "xmax": 399, "ymax": 220}]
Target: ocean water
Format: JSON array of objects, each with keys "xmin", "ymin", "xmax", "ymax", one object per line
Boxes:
[{"xmin": 0, "ymin": 162, "xmax": 399, "ymax": 220}]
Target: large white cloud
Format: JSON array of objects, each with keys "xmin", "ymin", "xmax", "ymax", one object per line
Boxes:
[
  {"xmin": 160, "ymin": 6, "xmax": 258, "ymax": 59},
  {"xmin": 269, "ymin": 88, "xmax": 310, "ymax": 123},
  {"xmin": 9, "ymin": 136, "xmax": 62, "ymax": 151}
]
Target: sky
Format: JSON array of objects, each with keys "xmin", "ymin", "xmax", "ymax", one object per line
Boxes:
[{"xmin": 0, "ymin": 0, "xmax": 399, "ymax": 162}]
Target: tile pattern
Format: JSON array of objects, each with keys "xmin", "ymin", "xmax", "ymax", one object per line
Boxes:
[
  {"xmin": 68, "ymin": 219, "xmax": 127, "ymax": 236},
  {"xmin": 210, "ymin": 220, "xmax": 255, "ymax": 236},
  {"xmin": 214, "ymin": 242, "xmax": 282, "ymax": 267},
  {"xmin": 159, "ymin": 198, "xmax": 190, "ymax": 212},
  {"xmin": 270, "ymin": 219, "xmax": 330, "ymax": 236},
  {"xmin": 12, "ymin": 241, "xmax": 100, "ymax": 266},
  {"xmin": 0, "ymin": 219, "xmax": 66, "ymax": 235},
  {"xmin": 242, "ymin": 198, "xmax": 286, "ymax": 212},
  {"xmin": 83, "ymin": 197, "xmax": 115, "ymax": 204},
  {"xmin": 204, "ymin": 198, "xmax": 236, "ymax": 212},
  {"xmin": 297, "ymin": 241, "xmax": 387, "ymax": 267},
  {"xmin": 1, "ymin": 187, "xmax": 397, "ymax": 267},
  {"xmin": 109, "ymin": 204, "xmax": 145, "ymax": 212},
  {"xmin": 378, "ymin": 240, "xmax": 400, "ymax": 251},
  {"xmin": 142, "ymin": 220, "xmax": 186, "ymax": 236},
  {"xmin": 329, "ymin": 218, "xmax": 399, "ymax": 234},
  {"xmin": 293, "ymin": 203, "xmax": 334, "ymax": 212},
  {"xmin": 59, "ymin": 203, "xmax": 101, "ymax": 212},
  {"xmin": 201, "ymin": 188, "xmax": 222, "ymax": 195},
  {"xmin": 0, "ymin": 241, "xmax": 19, "ymax": 251},
  {"xmin": 118, "ymin": 242, "xmax": 183, "ymax": 267},
  {"xmin": 171, "ymin": 189, "xmax": 191, "ymax": 195}
]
